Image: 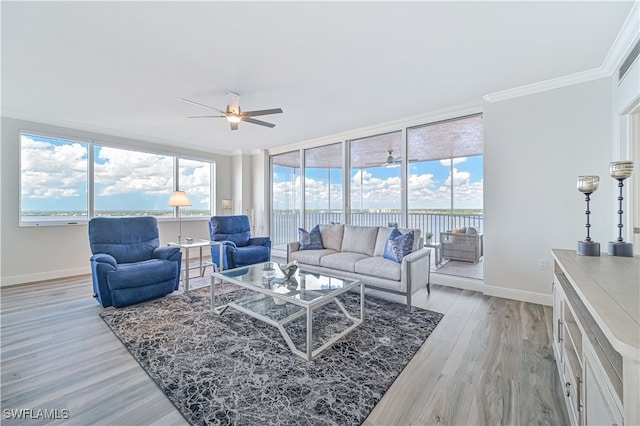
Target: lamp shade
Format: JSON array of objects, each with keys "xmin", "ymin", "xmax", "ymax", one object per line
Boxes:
[{"xmin": 168, "ymin": 191, "xmax": 192, "ymax": 207}]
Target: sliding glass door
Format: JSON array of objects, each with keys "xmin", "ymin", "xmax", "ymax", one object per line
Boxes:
[
  {"xmin": 407, "ymin": 114, "xmax": 484, "ymax": 241},
  {"xmin": 349, "ymin": 131, "xmax": 402, "ymax": 227},
  {"xmin": 304, "ymin": 143, "xmax": 343, "ymax": 226},
  {"xmin": 271, "ymin": 151, "xmax": 301, "ymax": 251}
]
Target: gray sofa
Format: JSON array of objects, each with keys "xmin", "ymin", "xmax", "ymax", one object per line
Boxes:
[{"xmin": 287, "ymin": 224, "xmax": 431, "ymax": 310}]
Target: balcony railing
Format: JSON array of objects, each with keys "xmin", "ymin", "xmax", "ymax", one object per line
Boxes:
[{"xmin": 271, "ymin": 212, "xmax": 483, "ymax": 249}]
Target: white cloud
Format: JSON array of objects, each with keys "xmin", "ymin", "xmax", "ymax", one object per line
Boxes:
[
  {"xmin": 94, "ymin": 147, "xmax": 173, "ymax": 196},
  {"xmin": 21, "ymin": 136, "xmax": 87, "ymax": 198},
  {"xmin": 444, "ymin": 168, "xmax": 470, "ymax": 186},
  {"xmin": 179, "ymin": 160, "xmax": 211, "ymax": 197}
]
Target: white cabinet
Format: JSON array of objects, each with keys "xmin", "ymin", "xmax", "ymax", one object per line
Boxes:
[
  {"xmin": 551, "ymin": 250, "xmax": 638, "ymax": 426},
  {"xmin": 584, "ymin": 344, "xmax": 623, "ymax": 426}
]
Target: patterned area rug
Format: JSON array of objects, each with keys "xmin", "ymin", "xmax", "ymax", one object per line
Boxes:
[{"xmin": 99, "ymin": 284, "xmax": 443, "ymax": 426}]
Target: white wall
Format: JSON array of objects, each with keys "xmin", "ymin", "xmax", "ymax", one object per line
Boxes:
[
  {"xmin": 0, "ymin": 117, "xmax": 233, "ymax": 286},
  {"xmin": 483, "ymin": 78, "xmax": 615, "ymax": 304},
  {"xmin": 230, "ymin": 155, "xmax": 243, "ymax": 214}
]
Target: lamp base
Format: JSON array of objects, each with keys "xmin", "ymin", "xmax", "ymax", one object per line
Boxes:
[
  {"xmin": 607, "ymin": 241, "xmax": 634, "ymax": 257},
  {"xmin": 577, "ymin": 241, "xmax": 601, "ymax": 256}
]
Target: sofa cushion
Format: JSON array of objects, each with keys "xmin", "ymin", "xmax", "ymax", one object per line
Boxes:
[
  {"xmin": 384, "ymin": 230, "xmax": 415, "ymax": 263},
  {"xmin": 374, "ymin": 227, "xmax": 421, "ymax": 256},
  {"xmin": 341, "ymin": 225, "xmax": 379, "ymax": 256},
  {"xmin": 298, "ymin": 225, "xmax": 323, "ymax": 250},
  {"xmin": 289, "ymin": 249, "xmax": 336, "ymax": 266},
  {"xmin": 319, "ymin": 224, "xmax": 344, "ymax": 252},
  {"xmin": 320, "ymin": 252, "xmax": 369, "ymax": 272},
  {"xmin": 355, "ymin": 256, "xmax": 401, "ymax": 281}
]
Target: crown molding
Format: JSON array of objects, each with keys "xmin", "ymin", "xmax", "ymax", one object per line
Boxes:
[
  {"xmin": 484, "ymin": 1, "xmax": 639, "ymax": 104},
  {"xmin": 602, "ymin": 0, "xmax": 640, "ymax": 76},
  {"xmin": 482, "ymin": 67, "xmax": 610, "ymax": 103}
]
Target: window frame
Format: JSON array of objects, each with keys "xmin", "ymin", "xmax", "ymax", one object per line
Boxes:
[
  {"xmin": 19, "ymin": 130, "xmax": 91, "ymax": 227},
  {"xmin": 18, "ymin": 130, "xmax": 215, "ymax": 227}
]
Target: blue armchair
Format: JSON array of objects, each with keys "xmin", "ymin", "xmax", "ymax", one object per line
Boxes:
[
  {"xmin": 88, "ymin": 216, "xmax": 182, "ymax": 308},
  {"xmin": 209, "ymin": 215, "xmax": 271, "ymax": 270}
]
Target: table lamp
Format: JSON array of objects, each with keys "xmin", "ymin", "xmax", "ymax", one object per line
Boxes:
[{"xmin": 168, "ymin": 190, "xmax": 191, "ymax": 242}]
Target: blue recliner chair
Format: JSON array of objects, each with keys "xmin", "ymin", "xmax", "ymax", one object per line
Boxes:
[
  {"xmin": 209, "ymin": 215, "xmax": 271, "ymax": 270},
  {"xmin": 88, "ymin": 216, "xmax": 182, "ymax": 308}
]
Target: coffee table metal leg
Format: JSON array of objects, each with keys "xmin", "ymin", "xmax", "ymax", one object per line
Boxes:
[
  {"xmin": 306, "ymin": 306, "xmax": 313, "ymax": 361},
  {"xmin": 360, "ymin": 282, "xmax": 365, "ymax": 321},
  {"xmin": 211, "ymin": 275, "xmax": 216, "ymax": 310},
  {"xmin": 184, "ymin": 247, "xmax": 191, "ymax": 292}
]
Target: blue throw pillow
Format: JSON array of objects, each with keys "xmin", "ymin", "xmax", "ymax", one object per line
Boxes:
[
  {"xmin": 298, "ymin": 225, "xmax": 323, "ymax": 250},
  {"xmin": 383, "ymin": 229, "xmax": 414, "ymax": 263}
]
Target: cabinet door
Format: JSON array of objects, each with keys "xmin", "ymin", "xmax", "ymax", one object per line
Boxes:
[
  {"xmin": 552, "ymin": 278, "xmax": 564, "ymax": 364},
  {"xmin": 562, "ymin": 347, "xmax": 583, "ymax": 425},
  {"xmin": 584, "ymin": 350, "xmax": 623, "ymax": 426}
]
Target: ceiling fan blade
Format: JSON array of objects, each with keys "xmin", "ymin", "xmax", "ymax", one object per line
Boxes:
[
  {"xmin": 230, "ymin": 121, "xmax": 239, "ymax": 131},
  {"xmin": 187, "ymin": 115, "xmax": 226, "ymax": 118},
  {"xmin": 179, "ymin": 98, "xmax": 226, "ymax": 114},
  {"xmin": 241, "ymin": 108, "xmax": 283, "ymax": 118},
  {"xmin": 243, "ymin": 117, "xmax": 276, "ymax": 128}
]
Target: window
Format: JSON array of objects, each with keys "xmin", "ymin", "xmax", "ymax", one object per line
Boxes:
[
  {"xmin": 271, "ymin": 151, "xmax": 301, "ymax": 250},
  {"xmin": 350, "ymin": 131, "xmax": 402, "ymax": 226},
  {"xmin": 178, "ymin": 158, "xmax": 213, "ymax": 217},
  {"xmin": 19, "ymin": 130, "xmax": 215, "ymax": 226},
  {"xmin": 268, "ymin": 113, "xmax": 484, "ymax": 279},
  {"xmin": 304, "ymin": 143, "xmax": 343, "ymax": 226},
  {"xmin": 20, "ymin": 132, "xmax": 89, "ymax": 225},
  {"xmin": 94, "ymin": 146, "xmax": 174, "ymax": 217},
  {"xmin": 407, "ymin": 114, "xmax": 484, "ymax": 241}
]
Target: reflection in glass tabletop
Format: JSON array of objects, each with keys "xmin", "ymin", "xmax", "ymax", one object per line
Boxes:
[{"xmin": 211, "ymin": 262, "xmax": 364, "ymax": 361}]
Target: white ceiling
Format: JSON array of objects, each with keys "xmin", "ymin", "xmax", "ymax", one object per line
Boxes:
[{"xmin": 1, "ymin": 1, "xmax": 634, "ymax": 156}]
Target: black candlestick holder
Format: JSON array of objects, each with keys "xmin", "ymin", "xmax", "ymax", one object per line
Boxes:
[
  {"xmin": 576, "ymin": 176, "xmax": 600, "ymax": 256},
  {"xmin": 607, "ymin": 161, "xmax": 634, "ymax": 257}
]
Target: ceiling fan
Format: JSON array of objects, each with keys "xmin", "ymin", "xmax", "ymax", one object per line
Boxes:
[
  {"xmin": 365, "ymin": 150, "xmax": 402, "ymax": 168},
  {"xmin": 179, "ymin": 92, "xmax": 282, "ymax": 130}
]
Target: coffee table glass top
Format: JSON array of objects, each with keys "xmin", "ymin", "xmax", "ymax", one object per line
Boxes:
[{"xmin": 213, "ymin": 262, "xmax": 360, "ymax": 305}]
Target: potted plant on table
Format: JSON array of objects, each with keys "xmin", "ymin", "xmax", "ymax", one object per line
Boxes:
[{"xmin": 425, "ymin": 232, "xmax": 433, "ymax": 245}]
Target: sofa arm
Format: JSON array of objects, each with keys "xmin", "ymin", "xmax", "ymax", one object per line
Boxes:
[
  {"xmin": 248, "ymin": 237, "xmax": 271, "ymax": 248},
  {"xmin": 401, "ymin": 248, "xmax": 431, "ymax": 294},
  {"xmin": 153, "ymin": 246, "xmax": 181, "ymax": 261},
  {"xmin": 90, "ymin": 253, "xmax": 117, "ymax": 268},
  {"xmin": 287, "ymin": 241, "xmax": 300, "ymax": 262}
]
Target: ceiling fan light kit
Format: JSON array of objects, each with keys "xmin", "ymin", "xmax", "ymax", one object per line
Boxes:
[{"xmin": 179, "ymin": 92, "xmax": 282, "ymax": 130}]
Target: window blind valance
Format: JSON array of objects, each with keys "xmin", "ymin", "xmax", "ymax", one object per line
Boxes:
[{"xmin": 408, "ymin": 114, "xmax": 483, "ymax": 162}]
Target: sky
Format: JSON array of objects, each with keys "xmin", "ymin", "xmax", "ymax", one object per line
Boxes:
[
  {"xmin": 22, "ymin": 133, "xmax": 483, "ymax": 217},
  {"xmin": 273, "ymin": 156, "xmax": 483, "ymax": 211},
  {"xmin": 20, "ymin": 134, "xmax": 212, "ymax": 215}
]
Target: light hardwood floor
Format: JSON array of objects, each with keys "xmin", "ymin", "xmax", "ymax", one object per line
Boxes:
[{"xmin": 1, "ymin": 274, "xmax": 569, "ymax": 425}]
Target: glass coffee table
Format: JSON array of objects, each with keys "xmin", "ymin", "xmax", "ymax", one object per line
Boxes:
[{"xmin": 211, "ymin": 262, "xmax": 364, "ymax": 361}]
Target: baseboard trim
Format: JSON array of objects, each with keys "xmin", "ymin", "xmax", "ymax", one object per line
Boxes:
[
  {"xmin": 431, "ymin": 273, "xmax": 484, "ymax": 292},
  {"xmin": 431, "ymin": 273, "xmax": 552, "ymax": 306},
  {"xmin": 483, "ymin": 284, "xmax": 552, "ymax": 306},
  {"xmin": 1, "ymin": 266, "xmax": 91, "ymax": 287}
]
